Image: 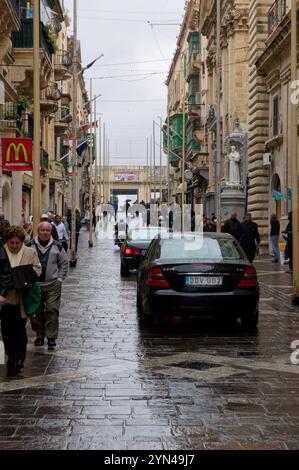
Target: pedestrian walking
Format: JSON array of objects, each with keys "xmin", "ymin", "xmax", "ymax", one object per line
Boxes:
[
  {"xmin": 282, "ymin": 212, "xmax": 292, "ymax": 273},
  {"xmin": 53, "ymin": 214, "xmax": 69, "ymax": 252},
  {"xmin": 270, "ymin": 214, "xmax": 280, "ymax": 263},
  {"xmin": 239, "ymin": 213, "xmax": 260, "ymax": 263},
  {"xmin": 41, "ymin": 213, "xmax": 59, "ymax": 241},
  {"xmin": 85, "ymin": 208, "xmax": 91, "ymax": 231},
  {"xmin": 75, "ymin": 209, "xmax": 82, "ymax": 252},
  {"xmin": 223, "ymin": 212, "xmax": 241, "ymax": 241},
  {"xmin": 0, "ymin": 226, "xmax": 41, "ymax": 376},
  {"xmin": 28, "ymin": 222, "xmax": 68, "ymax": 350}
]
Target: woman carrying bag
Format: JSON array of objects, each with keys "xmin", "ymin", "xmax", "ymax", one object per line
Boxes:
[{"xmin": 0, "ymin": 226, "xmax": 41, "ymax": 377}]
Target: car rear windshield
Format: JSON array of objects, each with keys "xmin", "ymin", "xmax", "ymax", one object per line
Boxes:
[
  {"xmin": 129, "ymin": 228, "xmax": 167, "ymax": 241},
  {"xmin": 160, "ymin": 237, "xmax": 243, "ymax": 260}
]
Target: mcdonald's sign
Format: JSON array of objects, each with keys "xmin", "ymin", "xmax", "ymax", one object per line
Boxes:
[{"xmin": 1, "ymin": 138, "xmax": 33, "ymax": 171}]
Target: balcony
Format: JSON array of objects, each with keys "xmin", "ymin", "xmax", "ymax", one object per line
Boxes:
[
  {"xmin": 49, "ymin": 161, "xmax": 65, "ymax": 182},
  {"xmin": 40, "ymin": 148, "xmax": 49, "ymax": 172},
  {"xmin": 40, "ymin": 84, "xmax": 61, "ymax": 116},
  {"xmin": 0, "ymin": 102, "xmax": 18, "ymax": 132},
  {"xmin": 268, "ymin": 0, "xmax": 290, "ymax": 35},
  {"xmin": 54, "ymin": 50, "xmax": 72, "ymax": 81},
  {"xmin": 12, "ymin": 19, "xmax": 55, "ymax": 62},
  {"xmin": 55, "ymin": 106, "xmax": 72, "ymax": 136},
  {"xmin": 187, "ymin": 52, "xmax": 201, "ymax": 79},
  {"xmin": 11, "ymin": 19, "xmax": 54, "ymax": 95}
]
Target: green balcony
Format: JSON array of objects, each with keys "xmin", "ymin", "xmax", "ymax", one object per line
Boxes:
[{"xmin": 12, "ymin": 20, "xmax": 54, "ymax": 62}]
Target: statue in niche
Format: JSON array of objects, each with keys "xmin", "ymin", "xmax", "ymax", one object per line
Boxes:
[{"xmin": 227, "ymin": 145, "xmax": 241, "ymax": 186}]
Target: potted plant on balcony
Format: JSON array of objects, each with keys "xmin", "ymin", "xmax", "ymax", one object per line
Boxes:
[
  {"xmin": 45, "ymin": 25, "xmax": 58, "ymax": 53},
  {"xmin": 17, "ymin": 95, "xmax": 30, "ymax": 111}
]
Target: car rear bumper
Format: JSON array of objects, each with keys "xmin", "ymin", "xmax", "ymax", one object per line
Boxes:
[
  {"xmin": 149, "ymin": 289, "xmax": 259, "ymax": 318},
  {"xmin": 122, "ymin": 256, "xmax": 143, "ymax": 270}
]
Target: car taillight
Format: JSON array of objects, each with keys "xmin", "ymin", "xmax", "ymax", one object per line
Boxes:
[
  {"xmin": 147, "ymin": 267, "xmax": 170, "ymax": 288},
  {"xmin": 238, "ymin": 267, "xmax": 258, "ymax": 287},
  {"xmin": 124, "ymin": 247, "xmax": 141, "ymax": 256}
]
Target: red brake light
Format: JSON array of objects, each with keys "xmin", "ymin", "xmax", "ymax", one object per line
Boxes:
[
  {"xmin": 147, "ymin": 267, "xmax": 170, "ymax": 288},
  {"xmin": 124, "ymin": 247, "xmax": 141, "ymax": 256},
  {"xmin": 238, "ymin": 267, "xmax": 258, "ymax": 287}
]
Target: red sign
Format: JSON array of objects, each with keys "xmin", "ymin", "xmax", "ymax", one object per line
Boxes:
[{"xmin": 1, "ymin": 138, "xmax": 33, "ymax": 171}]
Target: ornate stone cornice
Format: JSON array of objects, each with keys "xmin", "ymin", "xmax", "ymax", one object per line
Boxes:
[
  {"xmin": 206, "ymin": 47, "xmax": 216, "ymax": 75},
  {"xmin": 222, "ymin": 8, "xmax": 249, "ymax": 37}
]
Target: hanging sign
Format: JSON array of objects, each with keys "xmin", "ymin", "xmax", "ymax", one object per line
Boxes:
[{"xmin": 1, "ymin": 138, "xmax": 33, "ymax": 171}]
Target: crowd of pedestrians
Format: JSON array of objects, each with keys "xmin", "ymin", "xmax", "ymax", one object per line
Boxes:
[{"xmin": 0, "ymin": 210, "xmax": 73, "ymax": 378}]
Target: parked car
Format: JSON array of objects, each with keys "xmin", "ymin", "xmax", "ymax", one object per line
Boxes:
[
  {"xmin": 137, "ymin": 232, "xmax": 259, "ymax": 329},
  {"xmin": 120, "ymin": 227, "xmax": 169, "ymax": 277}
]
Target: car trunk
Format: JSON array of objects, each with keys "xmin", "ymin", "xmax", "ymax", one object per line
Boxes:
[
  {"xmin": 159, "ymin": 261, "xmax": 248, "ymax": 292},
  {"xmin": 127, "ymin": 240, "xmax": 151, "ymax": 257}
]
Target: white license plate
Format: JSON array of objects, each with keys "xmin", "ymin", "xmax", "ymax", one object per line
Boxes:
[{"xmin": 186, "ymin": 276, "xmax": 223, "ymax": 286}]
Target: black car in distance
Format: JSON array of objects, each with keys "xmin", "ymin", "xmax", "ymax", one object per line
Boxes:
[
  {"xmin": 137, "ymin": 232, "xmax": 259, "ymax": 329},
  {"xmin": 120, "ymin": 227, "xmax": 169, "ymax": 277}
]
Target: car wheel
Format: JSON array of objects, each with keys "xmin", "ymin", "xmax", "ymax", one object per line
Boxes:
[
  {"xmin": 241, "ymin": 311, "xmax": 259, "ymax": 330},
  {"xmin": 120, "ymin": 263, "xmax": 130, "ymax": 277}
]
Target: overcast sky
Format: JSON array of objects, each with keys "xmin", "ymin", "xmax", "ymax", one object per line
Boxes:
[{"xmin": 64, "ymin": 0, "xmax": 186, "ymax": 167}]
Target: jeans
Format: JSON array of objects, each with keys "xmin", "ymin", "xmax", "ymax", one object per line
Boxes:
[{"xmin": 270, "ymin": 235, "xmax": 279, "ymax": 261}]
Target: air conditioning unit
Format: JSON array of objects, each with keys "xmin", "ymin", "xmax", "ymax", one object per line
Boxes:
[{"xmin": 263, "ymin": 153, "xmax": 272, "ymax": 166}]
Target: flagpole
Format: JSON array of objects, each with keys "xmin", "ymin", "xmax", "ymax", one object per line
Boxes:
[{"xmin": 88, "ymin": 78, "xmax": 93, "ymax": 248}]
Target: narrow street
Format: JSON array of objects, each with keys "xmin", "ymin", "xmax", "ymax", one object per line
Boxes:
[{"xmin": 0, "ymin": 231, "xmax": 299, "ymax": 451}]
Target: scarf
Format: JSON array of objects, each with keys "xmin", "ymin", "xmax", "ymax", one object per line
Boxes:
[{"xmin": 5, "ymin": 244, "xmax": 25, "ymax": 267}]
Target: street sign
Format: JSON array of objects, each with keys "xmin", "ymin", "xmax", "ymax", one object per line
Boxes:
[{"xmin": 1, "ymin": 138, "xmax": 33, "ymax": 171}]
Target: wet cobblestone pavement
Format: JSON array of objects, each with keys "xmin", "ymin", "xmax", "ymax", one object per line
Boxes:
[{"xmin": 1, "ymin": 232, "xmax": 299, "ymax": 450}]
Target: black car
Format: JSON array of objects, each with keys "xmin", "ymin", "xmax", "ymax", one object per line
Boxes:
[
  {"xmin": 137, "ymin": 232, "xmax": 259, "ymax": 329},
  {"xmin": 120, "ymin": 227, "xmax": 169, "ymax": 277}
]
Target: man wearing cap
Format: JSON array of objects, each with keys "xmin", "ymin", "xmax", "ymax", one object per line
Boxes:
[{"xmin": 41, "ymin": 214, "xmax": 59, "ymax": 241}]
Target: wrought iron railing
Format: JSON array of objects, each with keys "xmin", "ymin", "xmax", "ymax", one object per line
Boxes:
[
  {"xmin": 54, "ymin": 50, "xmax": 72, "ymax": 68},
  {"xmin": 46, "ymin": 84, "xmax": 62, "ymax": 101},
  {"xmin": 56, "ymin": 106, "xmax": 72, "ymax": 124},
  {"xmin": 268, "ymin": 0, "xmax": 288, "ymax": 34}
]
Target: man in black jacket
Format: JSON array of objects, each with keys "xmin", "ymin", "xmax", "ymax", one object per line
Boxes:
[
  {"xmin": 223, "ymin": 212, "xmax": 241, "ymax": 241},
  {"xmin": 239, "ymin": 213, "xmax": 260, "ymax": 263}
]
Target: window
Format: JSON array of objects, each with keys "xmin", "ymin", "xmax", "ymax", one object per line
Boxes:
[
  {"xmin": 273, "ymin": 95, "xmax": 279, "ymax": 136},
  {"xmin": 160, "ymin": 236, "xmax": 243, "ymax": 261}
]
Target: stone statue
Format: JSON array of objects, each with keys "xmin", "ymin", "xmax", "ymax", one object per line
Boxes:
[{"xmin": 227, "ymin": 145, "xmax": 241, "ymax": 185}]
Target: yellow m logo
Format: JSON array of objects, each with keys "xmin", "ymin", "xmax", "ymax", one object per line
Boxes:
[{"xmin": 6, "ymin": 143, "xmax": 28, "ymax": 163}]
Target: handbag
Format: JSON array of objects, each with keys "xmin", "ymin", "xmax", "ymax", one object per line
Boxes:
[
  {"xmin": 11, "ymin": 264, "xmax": 39, "ymax": 290},
  {"xmin": 24, "ymin": 283, "xmax": 42, "ymax": 317}
]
